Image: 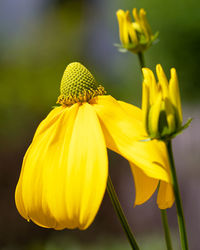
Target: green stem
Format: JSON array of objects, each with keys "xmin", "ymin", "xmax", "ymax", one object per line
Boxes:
[
  {"xmin": 107, "ymin": 175, "xmax": 140, "ymax": 250},
  {"xmin": 136, "ymin": 51, "xmax": 174, "ymax": 250},
  {"xmin": 137, "ymin": 52, "xmax": 145, "ymax": 69},
  {"xmin": 161, "ymin": 209, "xmax": 173, "ymax": 250},
  {"xmin": 165, "ymin": 140, "xmax": 189, "ymax": 250}
]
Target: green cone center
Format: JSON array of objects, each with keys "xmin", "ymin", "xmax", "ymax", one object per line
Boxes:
[{"xmin": 57, "ymin": 62, "xmax": 106, "ymax": 105}]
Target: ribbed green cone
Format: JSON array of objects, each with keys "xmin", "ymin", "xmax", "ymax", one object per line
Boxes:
[{"xmin": 57, "ymin": 62, "xmax": 106, "ymax": 105}]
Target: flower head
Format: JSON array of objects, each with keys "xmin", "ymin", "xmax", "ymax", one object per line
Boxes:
[
  {"xmin": 15, "ymin": 62, "xmax": 173, "ymax": 230},
  {"xmin": 116, "ymin": 8, "xmax": 158, "ymax": 53},
  {"xmin": 142, "ymin": 64, "xmax": 185, "ymax": 140}
]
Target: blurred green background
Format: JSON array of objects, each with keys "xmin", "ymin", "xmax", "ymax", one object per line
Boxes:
[{"xmin": 0, "ymin": 0, "xmax": 200, "ymax": 249}]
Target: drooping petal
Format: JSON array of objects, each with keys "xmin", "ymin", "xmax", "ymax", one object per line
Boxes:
[
  {"xmin": 157, "ymin": 181, "xmax": 174, "ymax": 209},
  {"xmin": 33, "ymin": 106, "xmax": 66, "ymax": 139},
  {"xmin": 92, "ymin": 95, "xmax": 171, "ymax": 183},
  {"xmin": 118, "ymin": 100, "xmax": 143, "ymax": 123},
  {"xmin": 115, "ymin": 100, "xmax": 174, "ymax": 208},
  {"xmin": 15, "ymin": 104, "xmax": 79, "ymax": 229},
  {"xmin": 15, "ymin": 106, "xmax": 67, "ymax": 223},
  {"xmin": 130, "ymin": 162, "xmax": 159, "ymax": 206},
  {"xmin": 15, "ymin": 151, "xmax": 30, "ymax": 221},
  {"xmin": 65, "ymin": 103, "xmax": 108, "ymax": 230},
  {"xmin": 15, "ymin": 103, "xmax": 108, "ymax": 230}
]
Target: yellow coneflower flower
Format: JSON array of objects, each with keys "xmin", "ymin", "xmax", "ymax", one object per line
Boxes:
[
  {"xmin": 116, "ymin": 8, "xmax": 158, "ymax": 53},
  {"xmin": 142, "ymin": 64, "xmax": 185, "ymax": 140},
  {"xmin": 15, "ymin": 62, "xmax": 173, "ymax": 230}
]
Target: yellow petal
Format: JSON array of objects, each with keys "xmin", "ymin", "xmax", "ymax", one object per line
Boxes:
[
  {"xmin": 142, "ymin": 82, "xmax": 150, "ymax": 131},
  {"xmin": 142, "ymin": 68, "xmax": 158, "ymax": 105},
  {"xmin": 116, "ymin": 10, "xmax": 129, "ymax": 46},
  {"xmin": 92, "ymin": 95, "xmax": 170, "ymax": 183},
  {"xmin": 157, "ymin": 181, "xmax": 174, "ymax": 209},
  {"xmin": 65, "ymin": 103, "xmax": 108, "ymax": 230},
  {"xmin": 148, "ymin": 93, "xmax": 162, "ymax": 137},
  {"xmin": 139, "ymin": 9, "xmax": 152, "ymax": 40},
  {"xmin": 33, "ymin": 106, "xmax": 66, "ymax": 139},
  {"xmin": 15, "ymin": 155, "xmax": 29, "ymax": 221},
  {"xmin": 122, "ymin": 9, "xmax": 138, "ymax": 44},
  {"xmin": 15, "ymin": 103, "xmax": 108, "ymax": 230},
  {"xmin": 128, "ymin": 22, "xmax": 138, "ymax": 44},
  {"xmin": 130, "ymin": 162, "xmax": 159, "ymax": 206},
  {"xmin": 118, "ymin": 101, "xmax": 173, "ymax": 207},
  {"xmin": 15, "ymin": 104, "xmax": 79, "ymax": 229},
  {"xmin": 132, "ymin": 8, "xmax": 140, "ymax": 25},
  {"xmin": 156, "ymin": 64, "xmax": 169, "ymax": 99},
  {"xmin": 169, "ymin": 68, "xmax": 183, "ymax": 126},
  {"xmin": 118, "ymin": 100, "xmax": 143, "ymax": 123},
  {"xmin": 164, "ymin": 97, "xmax": 176, "ymax": 133},
  {"xmin": 15, "ymin": 106, "xmax": 67, "ymax": 222}
]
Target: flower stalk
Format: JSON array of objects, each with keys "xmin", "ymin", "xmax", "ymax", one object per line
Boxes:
[
  {"xmin": 137, "ymin": 52, "xmax": 145, "ymax": 70},
  {"xmin": 107, "ymin": 175, "xmax": 140, "ymax": 250},
  {"xmin": 161, "ymin": 209, "xmax": 173, "ymax": 250},
  {"xmin": 165, "ymin": 140, "xmax": 189, "ymax": 250},
  {"xmin": 136, "ymin": 59, "xmax": 174, "ymax": 250}
]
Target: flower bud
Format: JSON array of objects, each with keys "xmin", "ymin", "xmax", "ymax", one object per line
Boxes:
[
  {"xmin": 116, "ymin": 8, "xmax": 158, "ymax": 53},
  {"xmin": 142, "ymin": 65, "xmax": 183, "ymax": 140}
]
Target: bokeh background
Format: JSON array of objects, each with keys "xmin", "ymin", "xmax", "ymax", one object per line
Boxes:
[{"xmin": 0, "ymin": 0, "xmax": 200, "ymax": 249}]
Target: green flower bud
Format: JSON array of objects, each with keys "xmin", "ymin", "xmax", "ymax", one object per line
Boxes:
[
  {"xmin": 116, "ymin": 8, "xmax": 158, "ymax": 54},
  {"xmin": 142, "ymin": 64, "xmax": 186, "ymax": 140}
]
